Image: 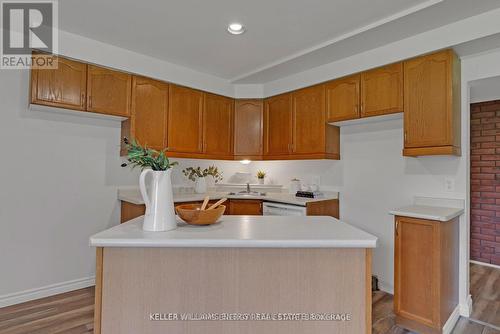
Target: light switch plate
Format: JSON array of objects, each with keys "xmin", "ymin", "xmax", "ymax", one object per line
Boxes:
[{"xmin": 444, "ymin": 177, "xmax": 455, "ymax": 192}]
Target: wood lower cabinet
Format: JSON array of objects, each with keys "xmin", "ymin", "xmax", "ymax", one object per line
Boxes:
[
  {"xmin": 121, "ymin": 202, "xmax": 146, "ymax": 224},
  {"xmin": 203, "ymin": 93, "xmax": 234, "ymax": 159},
  {"xmin": 361, "ymin": 63, "xmax": 403, "ymax": 118},
  {"xmin": 306, "ymin": 199, "xmax": 339, "ymax": 219},
  {"xmin": 128, "ymin": 76, "xmax": 169, "ymax": 151},
  {"xmin": 87, "ymin": 65, "xmax": 132, "ymax": 117},
  {"xmin": 31, "ymin": 54, "xmax": 87, "ymax": 111},
  {"xmin": 227, "ymin": 199, "xmax": 263, "ymax": 215},
  {"xmin": 167, "ymin": 85, "xmax": 204, "ymax": 155},
  {"xmin": 394, "ymin": 216, "xmax": 459, "ymax": 334},
  {"xmin": 234, "ymin": 100, "xmax": 263, "ymax": 160},
  {"xmin": 403, "ymin": 50, "xmax": 461, "ymax": 156},
  {"xmin": 264, "ymin": 93, "xmax": 293, "ymax": 157},
  {"xmin": 326, "ymin": 74, "xmax": 360, "ymax": 122}
]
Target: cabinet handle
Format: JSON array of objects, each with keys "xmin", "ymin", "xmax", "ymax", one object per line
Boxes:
[
  {"xmin": 88, "ymin": 96, "xmax": 92, "ymax": 109},
  {"xmin": 360, "ymin": 103, "xmax": 364, "ymax": 114},
  {"xmin": 404, "ymin": 131, "xmax": 407, "ymax": 143},
  {"xmin": 81, "ymin": 93, "xmax": 85, "ymax": 107},
  {"xmin": 395, "ymin": 221, "xmax": 399, "ymax": 236}
]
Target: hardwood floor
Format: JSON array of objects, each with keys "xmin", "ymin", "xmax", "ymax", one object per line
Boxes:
[
  {"xmin": 0, "ymin": 287, "xmax": 498, "ymax": 333},
  {"xmin": 372, "ymin": 289, "xmax": 500, "ymax": 334},
  {"xmin": 470, "ymin": 262, "xmax": 500, "ymax": 328},
  {"xmin": 0, "ymin": 287, "xmax": 94, "ymax": 334}
]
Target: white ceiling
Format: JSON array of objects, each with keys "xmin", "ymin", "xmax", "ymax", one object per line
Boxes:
[{"xmin": 59, "ymin": 0, "xmax": 500, "ymax": 84}]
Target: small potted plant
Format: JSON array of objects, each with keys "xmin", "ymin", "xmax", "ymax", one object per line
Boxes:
[
  {"xmin": 183, "ymin": 165, "xmax": 223, "ymax": 194},
  {"xmin": 121, "ymin": 138, "xmax": 178, "ymax": 232},
  {"xmin": 256, "ymin": 170, "xmax": 266, "ymax": 184}
]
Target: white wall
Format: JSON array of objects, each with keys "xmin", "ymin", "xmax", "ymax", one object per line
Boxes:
[
  {"xmin": 0, "ymin": 69, "xmax": 138, "ymax": 304},
  {"xmin": 470, "ymin": 75, "xmax": 500, "ymax": 103},
  {"xmin": 334, "ymin": 119, "xmax": 464, "ymax": 293}
]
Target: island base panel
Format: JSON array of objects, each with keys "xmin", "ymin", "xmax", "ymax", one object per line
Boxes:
[{"xmin": 98, "ymin": 247, "xmax": 371, "ymax": 334}]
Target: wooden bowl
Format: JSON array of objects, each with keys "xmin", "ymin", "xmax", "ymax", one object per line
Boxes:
[{"xmin": 176, "ymin": 204, "xmax": 226, "ymax": 225}]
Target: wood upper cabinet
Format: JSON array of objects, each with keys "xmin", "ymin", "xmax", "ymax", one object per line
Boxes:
[
  {"xmin": 167, "ymin": 85, "xmax": 204, "ymax": 154},
  {"xmin": 130, "ymin": 76, "xmax": 169, "ymax": 151},
  {"xmin": 233, "ymin": 100, "xmax": 263, "ymax": 159},
  {"xmin": 394, "ymin": 215, "xmax": 458, "ymax": 333},
  {"xmin": 326, "ymin": 74, "xmax": 360, "ymax": 122},
  {"xmin": 87, "ymin": 65, "xmax": 132, "ymax": 117},
  {"xmin": 203, "ymin": 93, "xmax": 234, "ymax": 158},
  {"xmin": 360, "ymin": 63, "xmax": 403, "ymax": 117},
  {"xmin": 227, "ymin": 199, "xmax": 263, "ymax": 215},
  {"xmin": 264, "ymin": 93, "xmax": 293, "ymax": 156},
  {"xmin": 31, "ymin": 55, "xmax": 87, "ymax": 111},
  {"xmin": 291, "ymin": 85, "xmax": 326, "ymax": 154},
  {"xmin": 403, "ymin": 50, "xmax": 461, "ymax": 156}
]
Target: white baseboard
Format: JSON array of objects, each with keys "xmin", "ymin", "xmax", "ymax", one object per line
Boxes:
[
  {"xmin": 378, "ymin": 280, "xmax": 394, "ymax": 295},
  {"xmin": 470, "ymin": 260, "xmax": 500, "ymax": 270},
  {"xmin": 443, "ymin": 305, "xmax": 461, "ymax": 334},
  {"xmin": 0, "ymin": 276, "xmax": 95, "ymax": 308},
  {"xmin": 459, "ymin": 294, "xmax": 473, "ymax": 317}
]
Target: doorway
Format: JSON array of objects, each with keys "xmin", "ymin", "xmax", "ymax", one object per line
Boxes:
[{"xmin": 469, "ymin": 98, "xmax": 500, "ymax": 329}]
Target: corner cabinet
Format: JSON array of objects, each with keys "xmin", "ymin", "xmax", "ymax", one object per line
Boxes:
[
  {"xmin": 129, "ymin": 76, "xmax": 169, "ymax": 151},
  {"xmin": 233, "ymin": 100, "xmax": 264, "ymax": 160},
  {"xmin": 87, "ymin": 65, "xmax": 132, "ymax": 117},
  {"xmin": 394, "ymin": 216, "xmax": 459, "ymax": 334},
  {"xmin": 326, "ymin": 74, "xmax": 360, "ymax": 122},
  {"xmin": 31, "ymin": 54, "xmax": 87, "ymax": 111},
  {"xmin": 360, "ymin": 63, "xmax": 403, "ymax": 118},
  {"xmin": 167, "ymin": 85, "xmax": 204, "ymax": 155},
  {"xmin": 403, "ymin": 50, "xmax": 461, "ymax": 156},
  {"xmin": 263, "ymin": 93, "xmax": 294, "ymax": 157},
  {"xmin": 203, "ymin": 93, "xmax": 234, "ymax": 159},
  {"xmin": 264, "ymin": 87, "xmax": 340, "ymax": 160}
]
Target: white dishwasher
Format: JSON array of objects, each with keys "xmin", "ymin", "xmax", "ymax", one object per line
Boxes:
[{"xmin": 262, "ymin": 202, "xmax": 307, "ymax": 216}]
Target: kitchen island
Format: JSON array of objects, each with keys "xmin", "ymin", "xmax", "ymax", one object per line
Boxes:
[{"xmin": 90, "ymin": 215, "xmax": 377, "ymax": 334}]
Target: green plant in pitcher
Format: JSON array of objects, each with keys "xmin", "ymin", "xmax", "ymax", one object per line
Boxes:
[{"xmin": 121, "ymin": 138, "xmax": 178, "ymax": 171}]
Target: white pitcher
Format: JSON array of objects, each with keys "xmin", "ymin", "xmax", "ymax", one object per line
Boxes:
[{"xmin": 139, "ymin": 169, "xmax": 177, "ymax": 232}]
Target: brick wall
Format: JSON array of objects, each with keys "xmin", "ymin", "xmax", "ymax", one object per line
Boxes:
[{"xmin": 471, "ymin": 100, "xmax": 500, "ymax": 266}]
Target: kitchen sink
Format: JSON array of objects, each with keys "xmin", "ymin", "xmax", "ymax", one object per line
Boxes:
[{"xmin": 227, "ymin": 191, "xmax": 266, "ymax": 197}]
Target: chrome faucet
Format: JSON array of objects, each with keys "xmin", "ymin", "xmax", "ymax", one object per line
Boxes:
[{"xmin": 246, "ymin": 182, "xmax": 251, "ymax": 193}]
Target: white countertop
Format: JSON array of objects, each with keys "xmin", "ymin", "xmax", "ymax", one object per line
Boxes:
[
  {"xmin": 90, "ymin": 215, "xmax": 377, "ymax": 248},
  {"xmin": 389, "ymin": 197, "xmax": 464, "ymax": 221},
  {"xmin": 118, "ymin": 188, "xmax": 339, "ymax": 207},
  {"xmin": 389, "ymin": 205, "xmax": 464, "ymax": 221}
]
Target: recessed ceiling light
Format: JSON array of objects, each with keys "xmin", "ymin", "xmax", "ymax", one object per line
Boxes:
[
  {"xmin": 240, "ymin": 159, "xmax": 251, "ymax": 164},
  {"xmin": 227, "ymin": 23, "xmax": 245, "ymax": 35}
]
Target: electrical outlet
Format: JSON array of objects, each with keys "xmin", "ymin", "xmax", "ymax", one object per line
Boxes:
[{"xmin": 444, "ymin": 177, "xmax": 455, "ymax": 192}]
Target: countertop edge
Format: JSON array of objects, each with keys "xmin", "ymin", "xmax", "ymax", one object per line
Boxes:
[
  {"xmin": 89, "ymin": 238, "xmax": 377, "ymax": 249},
  {"xmin": 389, "ymin": 208, "xmax": 464, "ymax": 222},
  {"xmin": 118, "ymin": 190, "xmax": 339, "ymax": 207}
]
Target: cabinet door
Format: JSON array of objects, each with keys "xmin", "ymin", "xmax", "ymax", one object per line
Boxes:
[
  {"xmin": 31, "ymin": 55, "xmax": 87, "ymax": 111},
  {"xmin": 404, "ymin": 51, "xmax": 453, "ymax": 148},
  {"xmin": 325, "ymin": 74, "xmax": 360, "ymax": 122},
  {"xmin": 87, "ymin": 65, "xmax": 132, "ymax": 117},
  {"xmin": 203, "ymin": 93, "xmax": 234, "ymax": 158},
  {"xmin": 394, "ymin": 217, "xmax": 439, "ymax": 328},
  {"xmin": 168, "ymin": 85, "xmax": 204, "ymax": 153},
  {"xmin": 292, "ymin": 85, "xmax": 326, "ymax": 154},
  {"xmin": 234, "ymin": 100, "xmax": 263, "ymax": 158},
  {"xmin": 361, "ymin": 63, "xmax": 403, "ymax": 118},
  {"xmin": 228, "ymin": 200, "xmax": 263, "ymax": 215},
  {"xmin": 131, "ymin": 77, "xmax": 169, "ymax": 151},
  {"xmin": 264, "ymin": 93, "xmax": 293, "ymax": 156}
]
